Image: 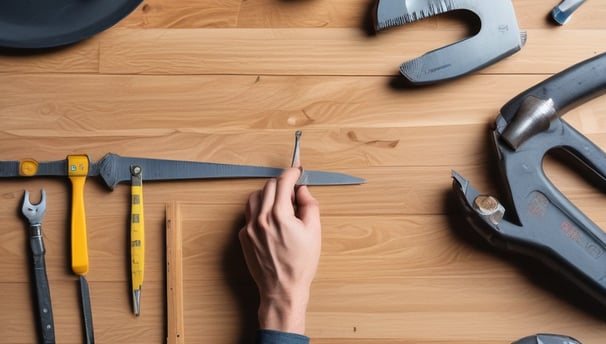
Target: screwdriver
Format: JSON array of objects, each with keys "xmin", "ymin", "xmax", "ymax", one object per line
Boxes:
[
  {"xmin": 130, "ymin": 165, "xmax": 145, "ymax": 315},
  {"xmin": 67, "ymin": 155, "xmax": 95, "ymax": 344}
]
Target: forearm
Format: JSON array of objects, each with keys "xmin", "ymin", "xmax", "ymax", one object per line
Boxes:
[{"xmin": 258, "ymin": 292, "xmax": 309, "ymax": 334}]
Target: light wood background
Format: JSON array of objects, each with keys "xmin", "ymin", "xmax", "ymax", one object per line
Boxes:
[{"xmin": 2, "ymin": 0, "xmax": 606, "ymax": 343}]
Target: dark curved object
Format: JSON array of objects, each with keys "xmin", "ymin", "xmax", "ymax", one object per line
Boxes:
[{"xmin": 0, "ymin": 0, "xmax": 142, "ymax": 48}]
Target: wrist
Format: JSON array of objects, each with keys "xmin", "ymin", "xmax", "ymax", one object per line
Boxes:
[{"xmin": 258, "ymin": 292, "xmax": 309, "ymax": 335}]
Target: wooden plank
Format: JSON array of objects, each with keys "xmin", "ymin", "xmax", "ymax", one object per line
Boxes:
[
  {"xmin": 166, "ymin": 202, "xmax": 185, "ymax": 344},
  {"xmin": 113, "ymin": 0, "xmax": 606, "ymax": 30},
  {"xmin": 0, "ymin": 280, "xmax": 164, "ymax": 344},
  {"xmin": 175, "ymin": 203, "xmax": 606, "ymax": 343},
  {"xmin": 3, "ymin": 74, "xmax": 606, "ymax": 134},
  {"xmin": 116, "ymin": 0, "xmax": 242, "ymax": 28},
  {"xmin": 98, "ymin": 29, "xmax": 606, "ymax": 75},
  {"xmin": 0, "ymin": 74, "xmax": 534, "ymax": 131},
  {"xmin": 2, "ymin": 2, "xmax": 604, "ymax": 75}
]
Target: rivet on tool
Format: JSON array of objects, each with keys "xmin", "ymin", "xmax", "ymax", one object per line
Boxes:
[
  {"xmin": 472, "ymin": 195, "xmax": 505, "ymax": 226},
  {"xmin": 19, "ymin": 159, "xmax": 39, "ymax": 176}
]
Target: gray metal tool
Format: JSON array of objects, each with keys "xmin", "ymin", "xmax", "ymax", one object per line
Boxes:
[
  {"xmin": 4, "ymin": 152, "xmax": 363, "ymax": 190},
  {"xmin": 22, "ymin": 189, "xmax": 55, "ymax": 344},
  {"xmin": 512, "ymin": 334, "xmax": 582, "ymax": 344},
  {"xmin": 552, "ymin": 0, "xmax": 587, "ymax": 25},
  {"xmin": 80, "ymin": 275, "xmax": 94, "ymax": 344},
  {"xmin": 373, "ymin": 0, "xmax": 526, "ymax": 84},
  {"xmin": 452, "ymin": 52, "xmax": 606, "ymax": 306}
]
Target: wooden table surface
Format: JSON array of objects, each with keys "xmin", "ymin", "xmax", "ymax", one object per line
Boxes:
[{"xmin": 2, "ymin": 1, "xmax": 606, "ymax": 343}]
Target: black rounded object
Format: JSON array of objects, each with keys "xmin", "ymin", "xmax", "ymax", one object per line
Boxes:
[{"xmin": 0, "ymin": 0, "xmax": 142, "ymax": 48}]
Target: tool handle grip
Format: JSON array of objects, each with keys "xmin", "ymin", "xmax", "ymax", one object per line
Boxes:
[
  {"xmin": 30, "ymin": 230, "xmax": 56, "ymax": 344},
  {"xmin": 500, "ymin": 52, "xmax": 606, "ymax": 122},
  {"xmin": 68, "ymin": 155, "xmax": 89, "ymax": 276},
  {"xmin": 70, "ymin": 175, "xmax": 89, "ymax": 275},
  {"xmin": 560, "ymin": 121, "xmax": 606, "ymax": 184},
  {"xmin": 130, "ymin": 183, "xmax": 144, "ymax": 290}
]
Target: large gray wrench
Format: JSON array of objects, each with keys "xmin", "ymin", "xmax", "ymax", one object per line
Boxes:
[
  {"xmin": 453, "ymin": 52, "xmax": 606, "ymax": 306},
  {"xmin": 374, "ymin": 0, "xmax": 526, "ymax": 84}
]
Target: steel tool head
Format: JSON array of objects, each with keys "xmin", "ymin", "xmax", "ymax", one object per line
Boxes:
[
  {"xmin": 552, "ymin": 0, "xmax": 587, "ymax": 25},
  {"xmin": 22, "ymin": 189, "xmax": 47, "ymax": 224},
  {"xmin": 452, "ymin": 53, "xmax": 606, "ymax": 309},
  {"xmin": 511, "ymin": 333, "xmax": 582, "ymax": 344},
  {"xmin": 374, "ymin": 0, "xmax": 526, "ymax": 84}
]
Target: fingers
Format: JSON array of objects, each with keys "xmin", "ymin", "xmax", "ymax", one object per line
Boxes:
[
  {"xmin": 243, "ymin": 167, "xmax": 311, "ymax": 233},
  {"xmin": 273, "ymin": 167, "xmax": 301, "ymax": 217},
  {"xmin": 245, "ymin": 189, "xmax": 262, "ymax": 222},
  {"xmin": 257, "ymin": 178, "xmax": 277, "ymax": 229},
  {"xmin": 295, "ymin": 185, "xmax": 321, "ymax": 229}
]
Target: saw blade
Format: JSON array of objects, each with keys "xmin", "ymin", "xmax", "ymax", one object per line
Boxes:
[
  {"xmin": 373, "ymin": 0, "xmax": 525, "ymax": 84},
  {"xmin": 375, "ymin": 0, "xmax": 455, "ymax": 31}
]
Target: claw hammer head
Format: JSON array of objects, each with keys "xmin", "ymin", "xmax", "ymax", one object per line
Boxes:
[
  {"xmin": 22, "ymin": 189, "xmax": 47, "ymax": 225},
  {"xmin": 373, "ymin": 0, "xmax": 526, "ymax": 84}
]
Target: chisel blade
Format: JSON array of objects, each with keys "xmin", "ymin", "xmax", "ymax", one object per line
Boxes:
[
  {"xmin": 95, "ymin": 153, "xmax": 364, "ymax": 190},
  {"xmin": 80, "ymin": 276, "xmax": 95, "ymax": 344}
]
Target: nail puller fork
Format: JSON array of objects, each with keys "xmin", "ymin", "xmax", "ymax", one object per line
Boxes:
[{"xmin": 22, "ymin": 189, "xmax": 55, "ymax": 344}]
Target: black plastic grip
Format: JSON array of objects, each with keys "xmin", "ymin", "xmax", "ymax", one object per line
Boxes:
[
  {"xmin": 31, "ymin": 231, "xmax": 55, "ymax": 344},
  {"xmin": 500, "ymin": 52, "xmax": 606, "ymax": 123}
]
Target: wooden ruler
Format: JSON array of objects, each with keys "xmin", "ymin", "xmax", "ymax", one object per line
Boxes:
[{"xmin": 166, "ymin": 202, "xmax": 184, "ymax": 344}]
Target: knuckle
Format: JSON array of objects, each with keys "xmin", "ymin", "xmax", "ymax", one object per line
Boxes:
[{"xmin": 255, "ymin": 213, "xmax": 271, "ymax": 231}]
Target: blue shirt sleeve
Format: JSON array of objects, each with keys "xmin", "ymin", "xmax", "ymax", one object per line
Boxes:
[{"xmin": 256, "ymin": 329, "xmax": 310, "ymax": 344}]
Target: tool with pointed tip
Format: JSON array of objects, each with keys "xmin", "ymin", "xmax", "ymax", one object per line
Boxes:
[
  {"xmin": 2, "ymin": 152, "xmax": 363, "ymax": 189},
  {"xmin": 291, "ymin": 130, "xmax": 302, "ymax": 168},
  {"xmin": 373, "ymin": 0, "xmax": 526, "ymax": 84},
  {"xmin": 290, "ymin": 130, "xmax": 308, "ymax": 186},
  {"xmin": 452, "ymin": 52, "xmax": 606, "ymax": 307},
  {"xmin": 66, "ymin": 155, "xmax": 95, "ymax": 344},
  {"xmin": 21, "ymin": 189, "xmax": 56, "ymax": 344},
  {"xmin": 130, "ymin": 165, "xmax": 144, "ymax": 316},
  {"xmin": 552, "ymin": 0, "xmax": 587, "ymax": 25}
]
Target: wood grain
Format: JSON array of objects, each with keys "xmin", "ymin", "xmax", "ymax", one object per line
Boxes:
[
  {"xmin": 97, "ymin": 29, "xmax": 606, "ymax": 76},
  {"xmin": 1, "ymin": 0, "xmax": 606, "ymax": 343},
  {"xmin": 167, "ymin": 202, "xmax": 185, "ymax": 344}
]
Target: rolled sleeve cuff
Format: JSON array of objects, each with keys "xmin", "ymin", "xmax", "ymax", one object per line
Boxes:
[{"xmin": 256, "ymin": 329, "xmax": 310, "ymax": 344}]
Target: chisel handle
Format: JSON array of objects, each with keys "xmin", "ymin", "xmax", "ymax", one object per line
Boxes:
[{"xmin": 67, "ymin": 155, "xmax": 89, "ymax": 276}]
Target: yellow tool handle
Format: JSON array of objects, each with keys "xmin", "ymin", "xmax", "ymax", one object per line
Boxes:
[
  {"xmin": 67, "ymin": 155, "xmax": 89, "ymax": 275},
  {"xmin": 131, "ymin": 184, "xmax": 144, "ymax": 289},
  {"xmin": 131, "ymin": 165, "xmax": 144, "ymax": 315}
]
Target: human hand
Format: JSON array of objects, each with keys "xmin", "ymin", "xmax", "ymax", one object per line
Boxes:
[{"xmin": 239, "ymin": 167, "xmax": 322, "ymax": 335}]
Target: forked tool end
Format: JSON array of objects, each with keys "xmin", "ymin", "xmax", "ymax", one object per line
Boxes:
[{"xmin": 21, "ymin": 189, "xmax": 47, "ymax": 224}]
